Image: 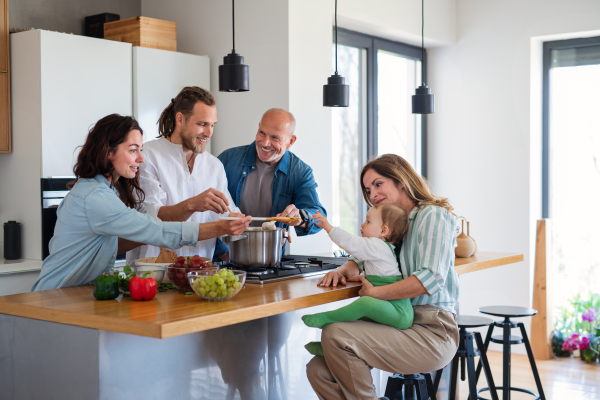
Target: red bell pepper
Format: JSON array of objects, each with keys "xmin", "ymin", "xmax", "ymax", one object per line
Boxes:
[{"xmin": 129, "ymin": 273, "xmax": 157, "ymax": 301}]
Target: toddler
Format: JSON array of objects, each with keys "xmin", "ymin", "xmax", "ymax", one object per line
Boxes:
[{"xmin": 301, "ymin": 203, "xmax": 414, "ymax": 356}]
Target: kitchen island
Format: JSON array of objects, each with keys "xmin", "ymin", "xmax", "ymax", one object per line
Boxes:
[{"xmin": 0, "ymin": 252, "xmax": 522, "ymax": 399}]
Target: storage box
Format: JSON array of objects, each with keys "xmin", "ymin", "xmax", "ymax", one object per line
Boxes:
[
  {"xmin": 84, "ymin": 13, "xmax": 120, "ymax": 38},
  {"xmin": 104, "ymin": 17, "xmax": 176, "ymax": 52}
]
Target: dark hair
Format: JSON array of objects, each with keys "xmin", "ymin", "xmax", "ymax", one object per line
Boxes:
[
  {"xmin": 360, "ymin": 154, "xmax": 454, "ymax": 214},
  {"xmin": 372, "ymin": 203, "xmax": 408, "ymax": 245},
  {"xmin": 70, "ymin": 114, "xmax": 145, "ymax": 209},
  {"xmin": 157, "ymin": 86, "xmax": 216, "ymax": 138}
]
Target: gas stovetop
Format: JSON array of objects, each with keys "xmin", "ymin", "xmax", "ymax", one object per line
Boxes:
[{"xmin": 224, "ymin": 255, "xmax": 348, "ymax": 284}]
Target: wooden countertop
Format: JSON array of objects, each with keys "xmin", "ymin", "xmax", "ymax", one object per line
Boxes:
[{"xmin": 0, "ymin": 251, "xmax": 522, "ymax": 339}]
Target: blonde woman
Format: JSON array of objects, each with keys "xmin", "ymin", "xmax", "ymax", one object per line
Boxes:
[{"xmin": 307, "ymin": 154, "xmax": 459, "ymax": 400}]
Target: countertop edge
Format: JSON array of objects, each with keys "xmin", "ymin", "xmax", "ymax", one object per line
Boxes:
[{"xmin": 159, "ymin": 286, "xmax": 361, "ymax": 338}]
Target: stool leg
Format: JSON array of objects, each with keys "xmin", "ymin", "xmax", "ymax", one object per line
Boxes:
[
  {"xmin": 449, "ymin": 355, "xmax": 460, "ymax": 400},
  {"xmin": 475, "ymin": 332, "xmax": 499, "ymax": 400},
  {"xmin": 475, "ymin": 323, "xmax": 494, "ymax": 384},
  {"xmin": 502, "ymin": 319, "xmax": 511, "ymax": 400},
  {"xmin": 432, "ymin": 368, "xmax": 444, "ymax": 395},
  {"xmin": 384, "ymin": 376, "xmax": 402, "ymax": 400},
  {"xmin": 518, "ymin": 322, "xmax": 547, "ymax": 400},
  {"xmin": 424, "ymin": 372, "xmax": 435, "ymax": 398},
  {"xmin": 415, "ymin": 378, "xmax": 429, "ymax": 400},
  {"xmin": 465, "ymin": 333, "xmax": 479, "ymax": 400}
]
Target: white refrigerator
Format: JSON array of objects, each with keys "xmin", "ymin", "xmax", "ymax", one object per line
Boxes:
[{"xmin": 133, "ymin": 47, "xmax": 210, "ymax": 151}]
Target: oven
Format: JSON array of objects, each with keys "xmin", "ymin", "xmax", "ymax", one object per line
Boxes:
[{"xmin": 41, "ymin": 178, "xmax": 74, "ymax": 259}]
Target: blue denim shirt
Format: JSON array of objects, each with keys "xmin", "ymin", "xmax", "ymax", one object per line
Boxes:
[
  {"xmin": 32, "ymin": 175, "xmax": 200, "ymax": 291},
  {"xmin": 218, "ymin": 142, "xmax": 326, "ymax": 239}
]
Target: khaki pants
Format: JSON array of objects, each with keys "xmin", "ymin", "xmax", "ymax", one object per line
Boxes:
[{"xmin": 306, "ymin": 305, "xmax": 459, "ymax": 400}]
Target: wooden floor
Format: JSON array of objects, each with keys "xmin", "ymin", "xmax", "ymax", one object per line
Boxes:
[{"xmin": 458, "ymin": 350, "xmax": 600, "ymax": 399}]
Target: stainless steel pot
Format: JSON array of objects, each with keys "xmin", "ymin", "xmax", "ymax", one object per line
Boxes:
[{"xmin": 221, "ymin": 227, "xmax": 287, "ymax": 267}]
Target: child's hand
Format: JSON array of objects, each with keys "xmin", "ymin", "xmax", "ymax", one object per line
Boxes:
[{"xmin": 312, "ymin": 210, "xmax": 333, "ymax": 233}]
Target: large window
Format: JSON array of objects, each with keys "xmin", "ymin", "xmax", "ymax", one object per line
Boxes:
[
  {"xmin": 542, "ymin": 36, "xmax": 600, "ymax": 320},
  {"xmin": 331, "ymin": 29, "xmax": 426, "ymax": 238}
]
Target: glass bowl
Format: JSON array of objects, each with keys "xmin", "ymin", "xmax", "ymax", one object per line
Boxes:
[
  {"xmin": 109, "ymin": 265, "xmax": 166, "ymax": 295},
  {"xmin": 167, "ymin": 266, "xmax": 217, "ymax": 292},
  {"xmin": 188, "ymin": 269, "xmax": 246, "ymax": 301}
]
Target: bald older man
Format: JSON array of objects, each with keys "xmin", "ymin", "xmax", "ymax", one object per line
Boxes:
[{"xmin": 217, "ymin": 109, "xmax": 326, "ymax": 250}]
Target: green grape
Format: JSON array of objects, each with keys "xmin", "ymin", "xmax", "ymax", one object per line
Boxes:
[
  {"xmin": 227, "ymin": 270, "xmax": 234, "ymax": 276},
  {"xmin": 216, "ymin": 288, "xmax": 222, "ymax": 296},
  {"xmin": 210, "ymin": 284, "xmax": 217, "ymax": 292},
  {"xmin": 209, "ymin": 291, "xmax": 217, "ymax": 298},
  {"xmin": 234, "ymin": 276, "xmax": 239, "ymax": 282},
  {"xmin": 219, "ymin": 269, "xmax": 229, "ymax": 277},
  {"xmin": 234, "ymin": 282, "xmax": 241, "ymax": 289},
  {"xmin": 216, "ymin": 277, "xmax": 224, "ymax": 286},
  {"xmin": 206, "ymin": 277, "xmax": 214, "ymax": 284},
  {"xmin": 227, "ymin": 287, "xmax": 234, "ymax": 295},
  {"xmin": 201, "ymin": 280, "xmax": 207, "ymax": 288},
  {"xmin": 199, "ymin": 288, "xmax": 207, "ymax": 295},
  {"xmin": 227, "ymin": 276, "xmax": 236, "ymax": 283},
  {"xmin": 220, "ymin": 284, "xmax": 227, "ymax": 292}
]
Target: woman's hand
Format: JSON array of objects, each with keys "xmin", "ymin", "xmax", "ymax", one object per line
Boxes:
[
  {"xmin": 346, "ymin": 275, "xmax": 376, "ymax": 297},
  {"xmin": 312, "ymin": 210, "xmax": 333, "ymax": 233},
  {"xmin": 317, "ymin": 269, "xmax": 347, "ymax": 287},
  {"xmin": 219, "ymin": 216, "xmax": 252, "ymax": 236}
]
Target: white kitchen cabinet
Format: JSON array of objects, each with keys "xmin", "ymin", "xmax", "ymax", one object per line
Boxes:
[
  {"xmin": 0, "ymin": 30, "xmax": 132, "ymax": 260},
  {"xmin": 133, "ymin": 47, "xmax": 210, "ymax": 151}
]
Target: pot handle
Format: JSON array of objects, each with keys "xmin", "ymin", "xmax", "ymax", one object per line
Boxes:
[{"xmin": 221, "ymin": 234, "xmax": 248, "ymax": 243}]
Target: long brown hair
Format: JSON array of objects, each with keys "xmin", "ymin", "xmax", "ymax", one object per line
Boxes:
[
  {"xmin": 70, "ymin": 114, "xmax": 145, "ymax": 209},
  {"xmin": 157, "ymin": 86, "xmax": 215, "ymax": 138},
  {"xmin": 360, "ymin": 154, "xmax": 454, "ymax": 214}
]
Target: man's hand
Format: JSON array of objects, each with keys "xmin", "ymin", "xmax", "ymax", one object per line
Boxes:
[
  {"xmin": 277, "ymin": 204, "xmax": 305, "ymax": 227},
  {"xmin": 187, "ymin": 188, "xmax": 230, "ymax": 214},
  {"xmin": 219, "ymin": 216, "xmax": 252, "ymax": 236},
  {"xmin": 346, "ymin": 275, "xmax": 375, "ymax": 297},
  {"xmin": 312, "ymin": 210, "xmax": 332, "ymax": 233}
]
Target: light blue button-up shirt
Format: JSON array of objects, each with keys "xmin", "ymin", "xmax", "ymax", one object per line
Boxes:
[{"xmin": 32, "ymin": 175, "xmax": 200, "ymax": 291}]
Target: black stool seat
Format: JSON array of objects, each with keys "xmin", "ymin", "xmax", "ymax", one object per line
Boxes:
[
  {"xmin": 458, "ymin": 315, "xmax": 494, "ymax": 328},
  {"xmin": 479, "ymin": 306, "xmax": 537, "ymax": 318},
  {"xmin": 384, "ymin": 373, "xmax": 434, "ymax": 400},
  {"xmin": 476, "ymin": 305, "xmax": 545, "ymax": 400},
  {"xmin": 491, "ymin": 335, "xmax": 522, "ymax": 345}
]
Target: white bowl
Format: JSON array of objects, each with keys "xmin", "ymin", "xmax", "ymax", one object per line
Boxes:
[{"xmin": 135, "ymin": 257, "xmax": 173, "ymax": 283}]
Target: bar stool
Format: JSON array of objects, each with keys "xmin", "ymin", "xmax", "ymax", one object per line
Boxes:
[
  {"xmin": 476, "ymin": 306, "xmax": 546, "ymax": 400},
  {"xmin": 384, "ymin": 372, "xmax": 436, "ymax": 400},
  {"xmin": 447, "ymin": 315, "xmax": 499, "ymax": 400}
]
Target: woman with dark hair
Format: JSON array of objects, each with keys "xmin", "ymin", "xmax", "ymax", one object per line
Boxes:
[
  {"xmin": 307, "ymin": 154, "xmax": 459, "ymax": 400},
  {"xmin": 32, "ymin": 114, "xmax": 251, "ymax": 291}
]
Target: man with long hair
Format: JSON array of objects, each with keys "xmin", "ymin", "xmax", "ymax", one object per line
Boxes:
[{"xmin": 127, "ymin": 87, "xmax": 242, "ymax": 264}]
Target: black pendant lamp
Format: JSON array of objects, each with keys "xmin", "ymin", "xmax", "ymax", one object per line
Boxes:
[
  {"xmin": 323, "ymin": 0, "xmax": 349, "ymax": 107},
  {"xmin": 219, "ymin": 0, "xmax": 249, "ymax": 92},
  {"xmin": 412, "ymin": 0, "xmax": 434, "ymax": 114}
]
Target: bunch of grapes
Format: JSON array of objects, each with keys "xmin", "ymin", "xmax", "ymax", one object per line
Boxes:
[
  {"xmin": 167, "ymin": 255, "xmax": 214, "ymax": 292},
  {"xmin": 191, "ymin": 269, "xmax": 243, "ymax": 301}
]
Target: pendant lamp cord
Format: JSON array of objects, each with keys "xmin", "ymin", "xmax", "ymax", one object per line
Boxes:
[
  {"xmin": 335, "ymin": 0, "xmax": 338, "ymax": 75},
  {"xmin": 232, "ymin": 0, "xmax": 236, "ymax": 53},
  {"xmin": 421, "ymin": 0, "xmax": 425, "ymax": 86}
]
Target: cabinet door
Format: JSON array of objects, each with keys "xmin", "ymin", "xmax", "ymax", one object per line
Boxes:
[
  {"xmin": 0, "ymin": 73, "xmax": 9, "ymax": 152},
  {"xmin": 0, "ymin": 0, "xmax": 7, "ymax": 73},
  {"xmin": 40, "ymin": 31, "xmax": 132, "ymax": 177}
]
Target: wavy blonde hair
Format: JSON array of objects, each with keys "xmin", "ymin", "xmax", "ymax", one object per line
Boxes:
[{"xmin": 360, "ymin": 154, "xmax": 454, "ymax": 214}]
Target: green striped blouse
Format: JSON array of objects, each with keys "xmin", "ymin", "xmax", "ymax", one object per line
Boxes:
[{"xmin": 396, "ymin": 205, "xmax": 459, "ymax": 314}]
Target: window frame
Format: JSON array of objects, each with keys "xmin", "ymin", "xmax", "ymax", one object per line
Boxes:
[
  {"xmin": 542, "ymin": 35, "xmax": 600, "ymax": 218},
  {"xmin": 336, "ymin": 28, "xmax": 428, "ymax": 177}
]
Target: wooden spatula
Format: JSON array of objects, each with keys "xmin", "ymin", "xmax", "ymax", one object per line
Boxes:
[{"xmin": 156, "ymin": 247, "xmax": 178, "ymax": 263}]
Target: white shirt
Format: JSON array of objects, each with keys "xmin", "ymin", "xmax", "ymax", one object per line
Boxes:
[
  {"xmin": 328, "ymin": 226, "xmax": 400, "ymax": 277},
  {"xmin": 126, "ymin": 138, "xmax": 239, "ymax": 263}
]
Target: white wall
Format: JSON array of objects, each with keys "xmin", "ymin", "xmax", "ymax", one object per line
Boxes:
[
  {"xmin": 428, "ymin": 0, "xmax": 600, "ymax": 351},
  {"xmin": 141, "ymin": 0, "xmax": 289, "ymax": 155}
]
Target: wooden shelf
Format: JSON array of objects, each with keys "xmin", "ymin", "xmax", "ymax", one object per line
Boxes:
[
  {"xmin": 0, "ymin": 0, "xmax": 9, "ymax": 153},
  {"xmin": 0, "ymin": 251, "xmax": 523, "ymax": 339}
]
